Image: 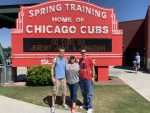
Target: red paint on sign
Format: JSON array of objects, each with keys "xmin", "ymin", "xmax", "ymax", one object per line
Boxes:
[{"xmin": 11, "ymin": 0, "xmax": 123, "ymax": 81}]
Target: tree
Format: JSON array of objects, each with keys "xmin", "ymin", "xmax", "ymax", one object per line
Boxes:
[{"xmin": 0, "ymin": 43, "xmax": 6, "ymax": 66}]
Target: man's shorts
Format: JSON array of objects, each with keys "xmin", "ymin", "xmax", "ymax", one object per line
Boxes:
[
  {"xmin": 52, "ymin": 78, "xmax": 67, "ymax": 95},
  {"xmin": 133, "ymin": 61, "xmax": 140, "ymax": 66}
]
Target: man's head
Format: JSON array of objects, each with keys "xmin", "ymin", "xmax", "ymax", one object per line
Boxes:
[
  {"xmin": 136, "ymin": 52, "xmax": 139, "ymax": 55},
  {"xmin": 59, "ymin": 48, "xmax": 65, "ymax": 57},
  {"xmin": 81, "ymin": 49, "xmax": 87, "ymax": 58}
]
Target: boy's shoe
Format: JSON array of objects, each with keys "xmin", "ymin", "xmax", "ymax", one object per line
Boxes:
[
  {"xmin": 62, "ymin": 103, "xmax": 69, "ymax": 109},
  {"xmin": 51, "ymin": 106, "xmax": 55, "ymax": 113},
  {"xmin": 87, "ymin": 108, "xmax": 94, "ymax": 113}
]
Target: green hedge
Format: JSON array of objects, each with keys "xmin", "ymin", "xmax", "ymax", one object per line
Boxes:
[{"xmin": 26, "ymin": 65, "xmax": 52, "ymax": 86}]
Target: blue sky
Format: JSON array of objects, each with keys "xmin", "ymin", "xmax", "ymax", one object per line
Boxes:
[{"xmin": 0, "ymin": 0, "xmax": 150, "ymax": 47}]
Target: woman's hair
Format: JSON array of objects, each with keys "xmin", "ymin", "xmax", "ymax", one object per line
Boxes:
[{"xmin": 68, "ymin": 57, "xmax": 78, "ymax": 64}]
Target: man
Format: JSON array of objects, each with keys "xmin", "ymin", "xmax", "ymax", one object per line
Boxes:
[
  {"xmin": 133, "ymin": 52, "xmax": 141, "ymax": 74},
  {"xmin": 79, "ymin": 49, "xmax": 95, "ymax": 113},
  {"xmin": 51, "ymin": 48, "xmax": 68, "ymax": 113}
]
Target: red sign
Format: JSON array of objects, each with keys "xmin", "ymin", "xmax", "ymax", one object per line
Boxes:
[{"xmin": 11, "ymin": 0, "xmax": 123, "ymax": 81}]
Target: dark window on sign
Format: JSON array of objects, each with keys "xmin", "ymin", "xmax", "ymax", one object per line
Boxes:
[{"xmin": 23, "ymin": 38, "xmax": 112, "ymax": 52}]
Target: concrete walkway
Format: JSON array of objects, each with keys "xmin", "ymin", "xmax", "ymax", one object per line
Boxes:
[
  {"xmin": 110, "ymin": 66, "xmax": 150, "ymax": 102},
  {"xmin": 0, "ymin": 95, "xmax": 80, "ymax": 113}
]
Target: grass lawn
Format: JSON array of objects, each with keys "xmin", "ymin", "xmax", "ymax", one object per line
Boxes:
[{"xmin": 0, "ymin": 85, "xmax": 150, "ymax": 113}]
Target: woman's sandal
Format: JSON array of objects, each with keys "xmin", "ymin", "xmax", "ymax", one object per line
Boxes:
[{"xmin": 71, "ymin": 107, "xmax": 76, "ymax": 113}]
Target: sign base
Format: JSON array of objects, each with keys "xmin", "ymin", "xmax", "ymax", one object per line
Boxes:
[{"xmin": 98, "ymin": 66, "xmax": 109, "ymax": 81}]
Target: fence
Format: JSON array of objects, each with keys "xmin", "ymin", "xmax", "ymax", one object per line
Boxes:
[{"xmin": 0, "ymin": 66, "xmax": 6, "ymax": 85}]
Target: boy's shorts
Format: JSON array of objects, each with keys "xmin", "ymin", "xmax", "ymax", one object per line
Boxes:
[{"xmin": 52, "ymin": 78, "xmax": 67, "ymax": 95}]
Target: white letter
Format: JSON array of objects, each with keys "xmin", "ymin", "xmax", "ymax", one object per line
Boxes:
[
  {"xmin": 80, "ymin": 26, "xmax": 86, "ymax": 34},
  {"xmin": 102, "ymin": 12, "xmax": 107, "ymax": 19},
  {"xmin": 34, "ymin": 9, "xmax": 40, "ymax": 16},
  {"xmin": 34, "ymin": 25, "xmax": 42, "ymax": 33},
  {"xmin": 88, "ymin": 26, "xmax": 94, "ymax": 34},
  {"xmin": 69, "ymin": 26, "xmax": 76, "ymax": 34},
  {"xmin": 102, "ymin": 26, "xmax": 108, "ymax": 34},
  {"xmin": 29, "ymin": 10, "xmax": 34, "ymax": 17},
  {"xmin": 70, "ymin": 4, "xmax": 76, "ymax": 11},
  {"xmin": 62, "ymin": 26, "xmax": 68, "ymax": 33},
  {"xmin": 46, "ymin": 25, "xmax": 53, "ymax": 33},
  {"xmin": 65, "ymin": 4, "xmax": 70, "ymax": 10},
  {"xmin": 26, "ymin": 25, "xmax": 33, "ymax": 33},
  {"xmin": 52, "ymin": 17, "xmax": 57, "ymax": 22},
  {"xmin": 40, "ymin": 8, "xmax": 45, "ymax": 15},
  {"xmin": 95, "ymin": 26, "xmax": 102, "ymax": 34},
  {"xmin": 56, "ymin": 4, "xmax": 62, "ymax": 11},
  {"xmin": 54, "ymin": 26, "xmax": 61, "ymax": 33}
]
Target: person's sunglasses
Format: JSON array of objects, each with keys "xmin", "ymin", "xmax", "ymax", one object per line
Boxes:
[{"xmin": 81, "ymin": 52, "xmax": 86, "ymax": 54}]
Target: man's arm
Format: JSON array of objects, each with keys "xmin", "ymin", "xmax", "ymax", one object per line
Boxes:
[
  {"xmin": 51, "ymin": 58, "xmax": 56, "ymax": 84},
  {"xmin": 92, "ymin": 65, "xmax": 95, "ymax": 77},
  {"xmin": 89, "ymin": 58, "xmax": 95, "ymax": 81}
]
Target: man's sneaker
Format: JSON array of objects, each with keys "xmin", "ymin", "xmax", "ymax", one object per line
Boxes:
[
  {"xmin": 62, "ymin": 103, "xmax": 69, "ymax": 109},
  {"xmin": 79, "ymin": 105, "xmax": 87, "ymax": 110},
  {"xmin": 51, "ymin": 106, "xmax": 55, "ymax": 113},
  {"xmin": 87, "ymin": 108, "xmax": 94, "ymax": 113}
]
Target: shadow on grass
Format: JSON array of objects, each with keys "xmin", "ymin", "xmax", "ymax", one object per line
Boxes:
[{"xmin": 43, "ymin": 96, "xmax": 82, "ymax": 108}]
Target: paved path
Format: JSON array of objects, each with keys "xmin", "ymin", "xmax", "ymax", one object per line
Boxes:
[
  {"xmin": 0, "ymin": 95, "xmax": 80, "ymax": 113},
  {"xmin": 110, "ymin": 66, "xmax": 150, "ymax": 102}
]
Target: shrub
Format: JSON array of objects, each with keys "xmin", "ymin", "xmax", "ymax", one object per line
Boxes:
[{"xmin": 26, "ymin": 65, "xmax": 52, "ymax": 86}]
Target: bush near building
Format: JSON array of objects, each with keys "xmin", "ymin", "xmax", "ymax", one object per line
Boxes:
[{"xmin": 26, "ymin": 65, "xmax": 52, "ymax": 86}]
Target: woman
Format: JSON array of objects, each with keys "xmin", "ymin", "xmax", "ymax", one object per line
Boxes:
[{"xmin": 66, "ymin": 55, "xmax": 79, "ymax": 113}]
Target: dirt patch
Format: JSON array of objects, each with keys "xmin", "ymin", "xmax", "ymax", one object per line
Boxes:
[{"xmin": 94, "ymin": 77, "xmax": 126, "ymax": 85}]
